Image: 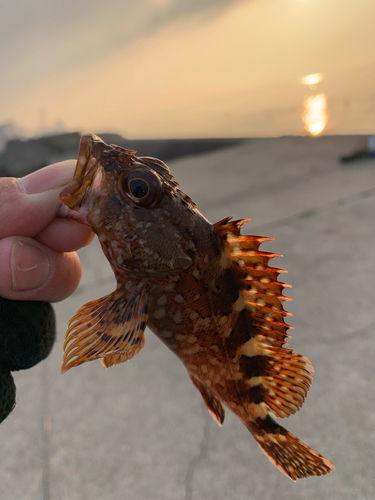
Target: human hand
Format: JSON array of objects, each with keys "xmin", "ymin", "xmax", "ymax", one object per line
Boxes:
[
  {"xmin": 0, "ymin": 160, "xmax": 94, "ymax": 302},
  {"xmin": 0, "ymin": 160, "xmax": 94, "ymax": 423}
]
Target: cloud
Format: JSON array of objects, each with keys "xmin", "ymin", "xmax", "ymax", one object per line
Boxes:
[{"xmin": 1, "ymin": 0, "xmax": 245, "ymax": 92}]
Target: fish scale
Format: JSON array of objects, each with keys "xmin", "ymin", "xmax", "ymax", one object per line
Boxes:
[{"xmin": 59, "ymin": 133, "xmax": 335, "ymax": 481}]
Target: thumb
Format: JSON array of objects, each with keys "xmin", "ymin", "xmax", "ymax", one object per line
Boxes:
[{"xmin": 0, "ymin": 161, "xmax": 76, "ymax": 239}]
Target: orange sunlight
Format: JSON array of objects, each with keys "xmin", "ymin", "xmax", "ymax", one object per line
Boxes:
[
  {"xmin": 302, "ymin": 93, "xmax": 328, "ymax": 136},
  {"xmin": 1, "ymin": 0, "xmax": 375, "ymax": 138}
]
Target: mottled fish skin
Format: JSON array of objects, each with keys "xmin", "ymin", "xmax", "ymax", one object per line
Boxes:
[{"xmin": 59, "ymin": 133, "xmax": 335, "ymax": 481}]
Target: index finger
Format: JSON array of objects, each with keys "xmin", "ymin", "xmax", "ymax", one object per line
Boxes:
[{"xmin": 0, "ymin": 160, "xmax": 76, "ymax": 239}]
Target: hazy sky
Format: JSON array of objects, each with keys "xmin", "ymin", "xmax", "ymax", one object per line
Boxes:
[{"xmin": 1, "ymin": 0, "xmax": 375, "ymax": 138}]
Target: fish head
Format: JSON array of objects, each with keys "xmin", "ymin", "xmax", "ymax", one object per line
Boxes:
[{"xmin": 59, "ymin": 133, "xmax": 198, "ymax": 278}]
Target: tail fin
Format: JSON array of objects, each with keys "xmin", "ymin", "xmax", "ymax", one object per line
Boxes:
[{"xmin": 247, "ymin": 416, "xmax": 335, "ymax": 481}]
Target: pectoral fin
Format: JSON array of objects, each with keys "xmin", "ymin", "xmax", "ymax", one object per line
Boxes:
[
  {"xmin": 100, "ymin": 337, "xmax": 146, "ymax": 369},
  {"xmin": 188, "ymin": 371, "xmax": 225, "ymax": 426},
  {"xmin": 61, "ymin": 288, "xmax": 148, "ymax": 373}
]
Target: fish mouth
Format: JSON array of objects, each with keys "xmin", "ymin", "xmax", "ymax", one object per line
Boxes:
[
  {"xmin": 58, "ymin": 133, "xmax": 138, "ymax": 224},
  {"xmin": 59, "ymin": 133, "xmax": 106, "ymax": 211},
  {"xmin": 58, "ymin": 133, "xmax": 108, "ymax": 225}
]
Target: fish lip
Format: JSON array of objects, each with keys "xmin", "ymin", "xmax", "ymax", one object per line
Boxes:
[
  {"xmin": 57, "ymin": 167, "xmax": 103, "ymax": 225},
  {"xmin": 59, "ymin": 133, "xmax": 106, "ymax": 211}
]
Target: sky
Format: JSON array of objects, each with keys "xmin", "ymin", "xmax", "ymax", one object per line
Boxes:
[{"xmin": 1, "ymin": 0, "xmax": 375, "ymax": 138}]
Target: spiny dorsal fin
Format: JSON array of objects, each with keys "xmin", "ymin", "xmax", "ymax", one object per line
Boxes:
[
  {"xmin": 213, "ymin": 216, "xmax": 313, "ymax": 418},
  {"xmin": 61, "ymin": 288, "xmax": 148, "ymax": 373}
]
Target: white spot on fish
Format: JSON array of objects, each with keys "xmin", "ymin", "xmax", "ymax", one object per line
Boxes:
[
  {"xmin": 218, "ymin": 316, "xmax": 228, "ymax": 326},
  {"xmin": 153, "ymin": 309, "xmax": 166, "ymax": 319},
  {"xmin": 192, "ymin": 317, "xmax": 211, "ymax": 333},
  {"xmin": 239, "ymin": 337, "xmax": 261, "ymax": 357},
  {"xmin": 187, "ymin": 335, "xmax": 197, "ymax": 344},
  {"xmin": 235, "ymin": 296, "xmax": 245, "ymax": 312},
  {"xmin": 247, "ymin": 376, "xmax": 263, "ymax": 388},
  {"xmin": 193, "ymin": 294, "xmax": 201, "ymax": 301},
  {"xmin": 189, "ymin": 311, "xmax": 199, "ymax": 321},
  {"xmin": 184, "ymin": 345, "xmax": 202, "ymax": 355},
  {"xmin": 223, "ymin": 327, "xmax": 232, "ymax": 338},
  {"xmin": 220, "ymin": 252, "xmax": 229, "ymax": 269},
  {"xmin": 176, "ymin": 334, "xmax": 185, "ymax": 341},
  {"xmin": 117, "ymin": 256, "xmax": 123, "ymax": 265},
  {"xmin": 173, "ymin": 310, "xmax": 183, "ymax": 324},
  {"xmin": 174, "ymin": 294, "xmax": 184, "ymax": 304},
  {"xmin": 192, "ymin": 270, "xmax": 200, "ymax": 279},
  {"xmin": 161, "ymin": 330, "xmax": 173, "ymax": 338},
  {"xmin": 157, "ymin": 295, "xmax": 168, "ymax": 306}
]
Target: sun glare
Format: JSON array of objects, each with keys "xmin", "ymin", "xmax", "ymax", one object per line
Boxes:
[
  {"xmin": 302, "ymin": 93, "xmax": 328, "ymax": 136},
  {"xmin": 300, "ymin": 73, "xmax": 323, "ymax": 86}
]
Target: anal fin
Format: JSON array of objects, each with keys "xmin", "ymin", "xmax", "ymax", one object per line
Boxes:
[
  {"xmin": 188, "ymin": 371, "xmax": 225, "ymax": 426},
  {"xmin": 62, "ymin": 288, "xmax": 148, "ymax": 373}
]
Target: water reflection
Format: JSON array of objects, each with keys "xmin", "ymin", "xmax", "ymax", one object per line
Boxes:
[{"xmin": 302, "ymin": 93, "xmax": 328, "ymax": 136}]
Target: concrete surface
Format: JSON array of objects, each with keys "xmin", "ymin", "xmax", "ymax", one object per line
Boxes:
[{"xmin": 1, "ymin": 135, "xmax": 375, "ymax": 499}]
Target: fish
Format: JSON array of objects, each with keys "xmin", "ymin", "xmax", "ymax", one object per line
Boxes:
[{"xmin": 59, "ymin": 133, "xmax": 335, "ymax": 481}]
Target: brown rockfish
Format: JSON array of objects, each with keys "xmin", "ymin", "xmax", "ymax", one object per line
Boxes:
[{"xmin": 59, "ymin": 133, "xmax": 335, "ymax": 481}]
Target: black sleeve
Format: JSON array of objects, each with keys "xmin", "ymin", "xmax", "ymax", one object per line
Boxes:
[{"xmin": 0, "ymin": 297, "xmax": 56, "ymax": 423}]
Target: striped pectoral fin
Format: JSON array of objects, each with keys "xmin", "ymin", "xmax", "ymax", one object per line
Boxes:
[
  {"xmin": 100, "ymin": 335, "xmax": 146, "ymax": 368},
  {"xmin": 188, "ymin": 371, "xmax": 225, "ymax": 426},
  {"xmin": 61, "ymin": 288, "xmax": 148, "ymax": 373},
  {"xmin": 247, "ymin": 416, "xmax": 335, "ymax": 481}
]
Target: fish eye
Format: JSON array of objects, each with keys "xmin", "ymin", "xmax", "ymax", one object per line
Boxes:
[
  {"xmin": 129, "ymin": 178, "xmax": 149, "ymax": 199},
  {"xmin": 119, "ymin": 167, "xmax": 163, "ymax": 207}
]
